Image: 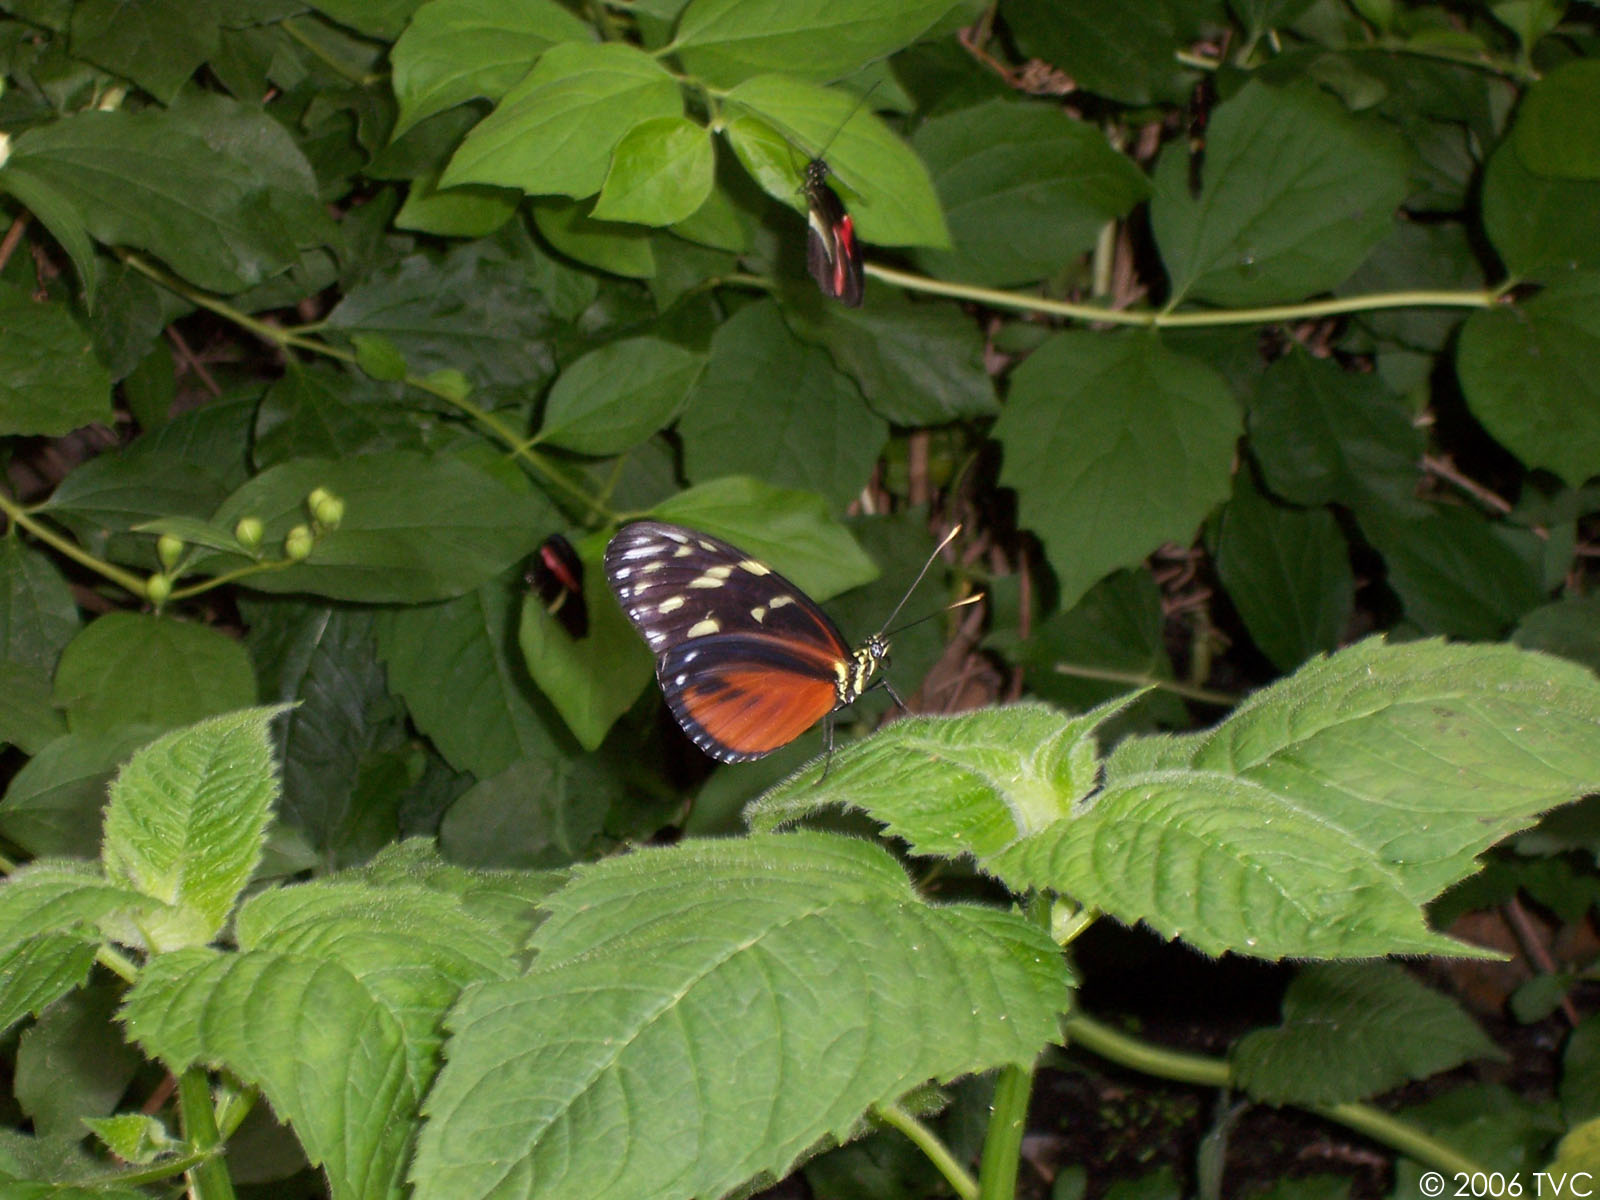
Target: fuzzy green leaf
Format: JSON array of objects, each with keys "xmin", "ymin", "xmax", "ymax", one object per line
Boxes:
[{"xmin": 409, "ymin": 832, "xmax": 1068, "ymax": 1200}]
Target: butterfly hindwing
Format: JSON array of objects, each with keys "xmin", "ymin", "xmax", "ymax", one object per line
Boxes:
[{"xmin": 803, "ymin": 161, "xmax": 864, "ymax": 307}]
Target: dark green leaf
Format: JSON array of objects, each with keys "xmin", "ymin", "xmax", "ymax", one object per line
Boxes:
[
  {"xmin": 438, "ymin": 754, "xmax": 613, "ymax": 867},
  {"xmin": 0, "ymin": 727, "xmax": 163, "ymax": 858},
  {"xmin": 15, "ymin": 983, "xmax": 140, "ymax": 1138},
  {"xmin": 592, "ymin": 116, "xmax": 716, "ymax": 225},
  {"xmin": 1457, "ymin": 274, "xmax": 1600, "ymax": 488},
  {"xmin": 1482, "ymin": 138, "xmax": 1600, "ymax": 281},
  {"xmin": 254, "ymin": 365, "xmax": 424, "ymax": 467},
  {"xmin": 1211, "ymin": 471, "xmax": 1353, "ymax": 671},
  {"xmin": 390, "ymin": 0, "xmax": 594, "ymax": 134},
  {"xmin": 202, "ymin": 452, "xmax": 549, "ymax": 604},
  {"xmin": 0, "ymin": 284, "xmax": 112, "ymax": 437},
  {"xmin": 378, "ymin": 580, "xmax": 566, "ymax": 777},
  {"xmin": 0, "ymin": 663, "xmax": 66, "ymax": 756},
  {"xmin": 1004, "ymin": 0, "xmax": 1194, "ymax": 105},
  {"xmin": 53, "ymin": 613, "xmax": 257, "ymax": 737},
  {"xmin": 1512, "ymin": 58, "xmax": 1600, "ymax": 179},
  {"xmin": 394, "ymin": 173, "xmax": 522, "ymax": 237},
  {"xmin": 782, "ymin": 286, "xmax": 997, "ymax": 424},
  {"xmin": 1514, "ymin": 595, "xmax": 1600, "ymax": 676},
  {"xmin": 674, "ymin": 0, "xmax": 959, "ymax": 87},
  {"xmin": 911, "ymin": 98, "xmax": 1148, "ymax": 286},
  {"xmin": 1151, "ymin": 80, "xmax": 1410, "ymax": 306},
  {"xmin": 0, "ymin": 158, "xmax": 98, "ymax": 302},
  {"xmin": 679, "ymin": 300, "xmax": 888, "ymax": 511},
  {"xmin": 993, "ymin": 331, "xmax": 1239, "ymax": 610},
  {"xmin": 1233, "ymin": 964, "xmax": 1500, "ymax": 1104},
  {"xmin": 68, "ymin": 0, "xmax": 220, "ymax": 103},
  {"xmin": 0, "ymin": 540, "xmax": 79, "ymax": 675},
  {"xmin": 539, "ymin": 337, "xmax": 705, "ymax": 456},
  {"xmin": 442, "ymin": 41, "xmax": 680, "ymax": 197},
  {"xmin": 531, "ymin": 198, "xmax": 658, "ymax": 278}
]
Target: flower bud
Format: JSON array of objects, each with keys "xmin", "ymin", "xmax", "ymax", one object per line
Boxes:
[
  {"xmin": 145, "ymin": 573, "xmax": 172, "ymax": 607},
  {"xmin": 285, "ymin": 524, "xmax": 314, "ymax": 561},
  {"xmin": 234, "ymin": 516, "xmax": 264, "ymax": 550},
  {"xmin": 156, "ymin": 534, "xmax": 183, "ymax": 571}
]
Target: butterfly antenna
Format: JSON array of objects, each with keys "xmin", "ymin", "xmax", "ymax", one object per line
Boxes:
[
  {"xmin": 811, "ymin": 80, "xmax": 883, "ymax": 165},
  {"xmin": 876, "ymin": 523, "xmax": 962, "ymax": 636},
  {"xmin": 885, "ymin": 591, "xmax": 982, "ymax": 638}
]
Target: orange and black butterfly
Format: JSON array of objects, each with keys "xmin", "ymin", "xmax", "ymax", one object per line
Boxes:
[
  {"xmin": 802, "ymin": 158, "xmax": 864, "ymax": 308},
  {"xmin": 604, "ymin": 521, "xmax": 961, "ymax": 765},
  {"xmin": 527, "ymin": 533, "xmax": 587, "ymax": 639}
]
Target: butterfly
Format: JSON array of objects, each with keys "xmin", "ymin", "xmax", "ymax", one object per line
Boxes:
[
  {"xmin": 526, "ymin": 533, "xmax": 588, "ymax": 639},
  {"xmin": 604, "ymin": 520, "xmax": 961, "ymax": 767},
  {"xmin": 802, "ymin": 158, "xmax": 864, "ymax": 307}
]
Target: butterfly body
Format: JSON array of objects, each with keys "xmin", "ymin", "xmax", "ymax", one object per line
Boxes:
[
  {"xmin": 802, "ymin": 158, "xmax": 864, "ymax": 307},
  {"xmin": 604, "ymin": 521, "xmax": 891, "ymax": 762},
  {"xmin": 528, "ymin": 533, "xmax": 588, "ymax": 638}
]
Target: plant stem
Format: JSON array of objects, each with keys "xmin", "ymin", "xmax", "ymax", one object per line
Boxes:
[
  {"xmin": 976, "ymin": 1062, "xmax": 1033, "ymax": 1200},
  {"xmin": 177, "ymin": 1069, "xmax": 236, "ymax": 1200},
  {"xmin": 875, "ymin": 1102, "xmax": 978, "ymax": 1200},
  {"xmin": 1052, "ymin": 661, "xmax": 1239, "ymax": 706},
  {"xmin": 864, "ymin": 263, "xmax": 1497, "ymax": 328},
  {"xmin": 1063, "ymin": 1013, "xmax": 1494, "ymax": 1177},
  {"xmin": 0, "ymin": 490, "xmax": 149, "ymax": 598}
]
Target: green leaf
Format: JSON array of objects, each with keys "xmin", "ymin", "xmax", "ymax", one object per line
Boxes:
[
  {"xmin": 531, "ymin": 198, "xmax": 658, "ymax": 278},
  {"xmin": 323, "ymin": 246, "xmax": 557, "ymax": 391},
  {"xmin": 674, "ymin": 0, "xmax": 958, "ymax": 86},
  {"xmin": 121, "ymin": 872, "xmax": 518, "ymax": 1200},
  {"xmin": 3, "ymin": 96, "xmax": 326, "ymax": 294},
  {"xmin": 0, "ymin": 728, "xmax": 162, "ymax": 858},
  {"xmin": 1244, "ymin": 348, "xmax": 1423, "ymax": 509},
  {"xmin": 993, "ymin": 331, "xmax": 1239, "ymax": 610},
  {"xmin": 649, "ymin": 477, "xmax": 879, "ymax": 601},
  {"xmin": 1511, "ymin": 58, "xmax": 1600, "ymax": 179},
  {"xmin": 723, "ymin": 76, "xmax": 948, "ymax": 247},
  {"xmin": 0, "ymin": 284, "xmax": 113, "ymax": 437},
  {"xmin": 911, "ymin": 97, "xmax": 1149, "ymax": 286},
  {"xmin": 519, "ymin": 540, "xmax": 654, "ymax": 750},
  {"xmin": 438, "ymin": 754, "xmax": 613, "ymax": 867},
  {"xmin": 83, "ymin": 1115, "xmax": 177, "ymax": 1165},
  {"xmin": 0, "ymin": 663, "xmax": 65, "ymax": 756},
  {"xmin": 68, "ymin": 0, "xmax": 220, "ymax": 104},
  {"xmin": 679, "ymin": 300, "xmax": 888, "ymax": 511},
  {"xmin": 15, "ymin": 984, "xmax": 140, "ymax": 1139},
  {"xmin": 539, "ymin": 337, "xmax": 705, "ymax": 455},
  {"xmin": 781, "ymin": 286, "xmax": 998, "ymax": 424},
  {"xmin": 1481, "ymin": 139, "xmax": 1600, "ymax": 280},
  {"xmin": 394, "ymin": 173, "xmax": 522, "ymax": 238},
  {"xmin": 1515, "ymin": 595, "xmax": 1600, "ymax": 676},
  {"xmin": 53, "ymin": 613, "xmax": 257, "ymax": 738},
  {"xmin": 200, "ymin": 452, "xmax": 548, "ymax": 603},
  {"xmin": 0, "ymin": 938, "xmax": 98, "ymax": 1044},
  {"xmin": 409, "ymin": 832, "xmax": 1069, "ymax": 1200},
  {"xmin": 1151, "ymin": 80, "xmax": 1410, "ymax": 306},
  {"xmin": 1210, "ymin": 471, "xmax": 1353, "ymax": 671},
  {"xmin": 592, "ymin": 116, "xmax": 716, "ymax": 225},
  {"xmin": 442, "ymin": 41, "xmax": 681, "ymax": 197},
  {"xmin": 1356, "ymin": 502, "xmax": 1545, "ymax": 639},
  {"xmin": 0, "ymin": 540, "xmax": 80, "ymax": 675},
  {"xmin": 1562, "ymin": 1014, "xmax": 1600, "ymax": 1125},
  {"xmin": 379, "ymin": 580, "xmax": 566, "ymax": 778},
  {"xmin": 253, "ymin": 365, "xmax": 424, "ymax": 467},
  {"xmin": 1232, "ymin": 963, "xmax": 1501, "ymax": 1104},
  {"xmin": 1004, "ymin": 0, "xmax": 1194, "ymax": 105},
  {"xmin": 391, "ymin": 0, "xmax": 593, "ymax": 134},
  {"xmin": 0, "ymin": 159, "xmax": 99, "ymax": 302},
  {"xmin": 1457, "ymin": 274, "xmax": 1600, "ymax": 488},
  {"xmin": 101, "ymin": 708, "xmax": 282, "ymax": 951}
]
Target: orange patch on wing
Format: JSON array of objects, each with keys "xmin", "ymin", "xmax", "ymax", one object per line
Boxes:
[{"xmin": 678, "ymin": 668, "xmax": 837, "ymax": 757}]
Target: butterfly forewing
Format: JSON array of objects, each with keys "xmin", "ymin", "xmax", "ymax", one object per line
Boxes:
[{"xmin": 803, "ymin": 161, "xmax": 864, "ymax": 307}]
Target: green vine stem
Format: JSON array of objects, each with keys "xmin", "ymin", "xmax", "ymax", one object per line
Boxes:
[
  {"xmin": 864, "ymin": 263, "xmax": 1501, "ymax": 328},
  {"xmin": 117, "ymin": 253, "xmax": 616, "ymax": 524},
  {"xmin": 874, "ymin": 1101, "xmax": 979, "ymax": 1200},
  {"xmin": 976, "ymin": 1062, "xmax": 1034, "ymax": 1200},
  {"xmin": 0, "ymin": 491, "xmax": 149, "ymax": 598},
  {"xmin": 177, "ymin": 1069, "xmax": 236, "ymax": 1200},
  {"xmin": 1062, "ymin": 1012, "xmax": 1492, "ymax": 1178}
]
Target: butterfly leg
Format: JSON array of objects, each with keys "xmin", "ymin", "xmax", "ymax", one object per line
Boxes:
[
  {"xmin": 881, "ymin": 679, "xmax": 908, "ymax": 714},
  {"xmin": 815, "ymin": 713, "xmax": 836, "ymax": 786}
]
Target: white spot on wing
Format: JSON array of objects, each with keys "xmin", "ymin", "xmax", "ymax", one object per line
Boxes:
[
  {"xmin": 752, "ymin": 607, "xmax": 766, "ymax": 622},
  {"xmin": 689, "ymin": 575, "xmax": 725, "ymax": 589},
  {"xmin": 658, "ymin": 596, "xmax": 685, "ymax": 614},
  {"xmin": 769, "ymin": 595, "xmax": 795, "ymax": 608},
  {"xmin": 687, "ymin": 618, "xmax": 720, "ymax": 637},
  {"xmin": 740, "ymin": 560, "xmax": 771, "ymax": 575}
]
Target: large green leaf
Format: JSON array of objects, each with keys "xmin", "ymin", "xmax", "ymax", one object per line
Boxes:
[
  {"xmin": 1511, "ymin": 58, "xmax": 1600, "ymax": 179},
  {"xmin": 53, "ymin": 613, "xmax": 257, "ymax": 738},
  {"xmin": 1457, "ymin": 274, "xmax": 1600, "ymax": 488},
  {"xmin": 756, "ymin": 639, "xmax": 1600, "ymax": 959},
  {"xmin": 538, "ymin": 337, "xmax": 705, "ymax": 456},
  {"xmin": 0, "ymin": 540, "xmax": 80, "ymax": 676},
  {"xmin": 678, "ymin": 300, "xmax": 888, "ymax": 511},
  {"xmin": 409, "ymin": 833, "xmax": 1068, "ymax": 1200},
  {"xmin": 0, "ymin": 663, "xmax": 66, "ymax": 756},
  {"xmin": 0, "ymin": 728, "xmax": 163, "ymax": 859},
  {"xmin": 390, "ymin": 0, "xmax": 593, "ymax": 134},
  {"xmin": 0, "ymin": 284, "xmax": 113, "ymax": 438},
  {"xmin": 2, "ymin": 97, "xmax": 326, "ymax": 294},
  {"xmin": 723, "ymin": 75, "xmax": 948, "ymax": 247},
  {"xmin": 378, "ymin": 580, "xmax": 566, "ymax": 778},
  {"xmin": 1004, "ymin": 0, "xmax": 1194, "ymax": 105},
  {"xmin": 1151, "ymin": 79, "xmax": 1410, "ymax": 306},
  {"xmin": 441, "ymin": 41, "xmax": 681, "ymax": 197},
  {"xmin": 1481, "ymin": 139, "xmax": 1600, "ymax": 281},
  {"xmin": 15, "ymin": 977, "xmax": 140, "ymax": 1139},
  {"xmin": 591, "ymin": 117, "xmax": 716, "ymax": 226},
  {"xmin": 68, "ymin": 0, "xmax": 220, "ymax": 103},
  {"xmin": 911, "ymin": 98, "xmax": 1148, "ymax": 286},
  {"xmin": 674, "ymin": 0, "xmax": 959, "ymax": 87},
  {"xmin": 993, "ymin": 331, "xmax": 1239, "ymax": 610},
  {"xmin": 1232, "ymin": 964, "xmax": 1500, "ymax": 1105},
  {"xmin": 199, "ymin": 452, "xmax": 549, "ymax": 604}
]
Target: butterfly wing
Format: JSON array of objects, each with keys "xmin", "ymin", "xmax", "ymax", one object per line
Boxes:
[
  {"xmin": 804, "ymin": 164, "xmax": 864, "ymax": 307},
  {"xmin": 527, "ymin": 533, "xmax": 587, "ymax": 638},
  {"xmin": 604, "ymin": 521, "xmax": 853, "ymax": 760}
]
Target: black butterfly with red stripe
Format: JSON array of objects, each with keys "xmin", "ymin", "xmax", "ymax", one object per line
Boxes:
[
  {"xmin": 604, "ymin": 521, "xmax": 960, "ymax": 767},
  {"xmin": 802, "ymin": 158, "xmax": 864, "ymax": 307},
  {"xmin": 526, "ymin": 533, "xmax": 588, "ymax": 639}
]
